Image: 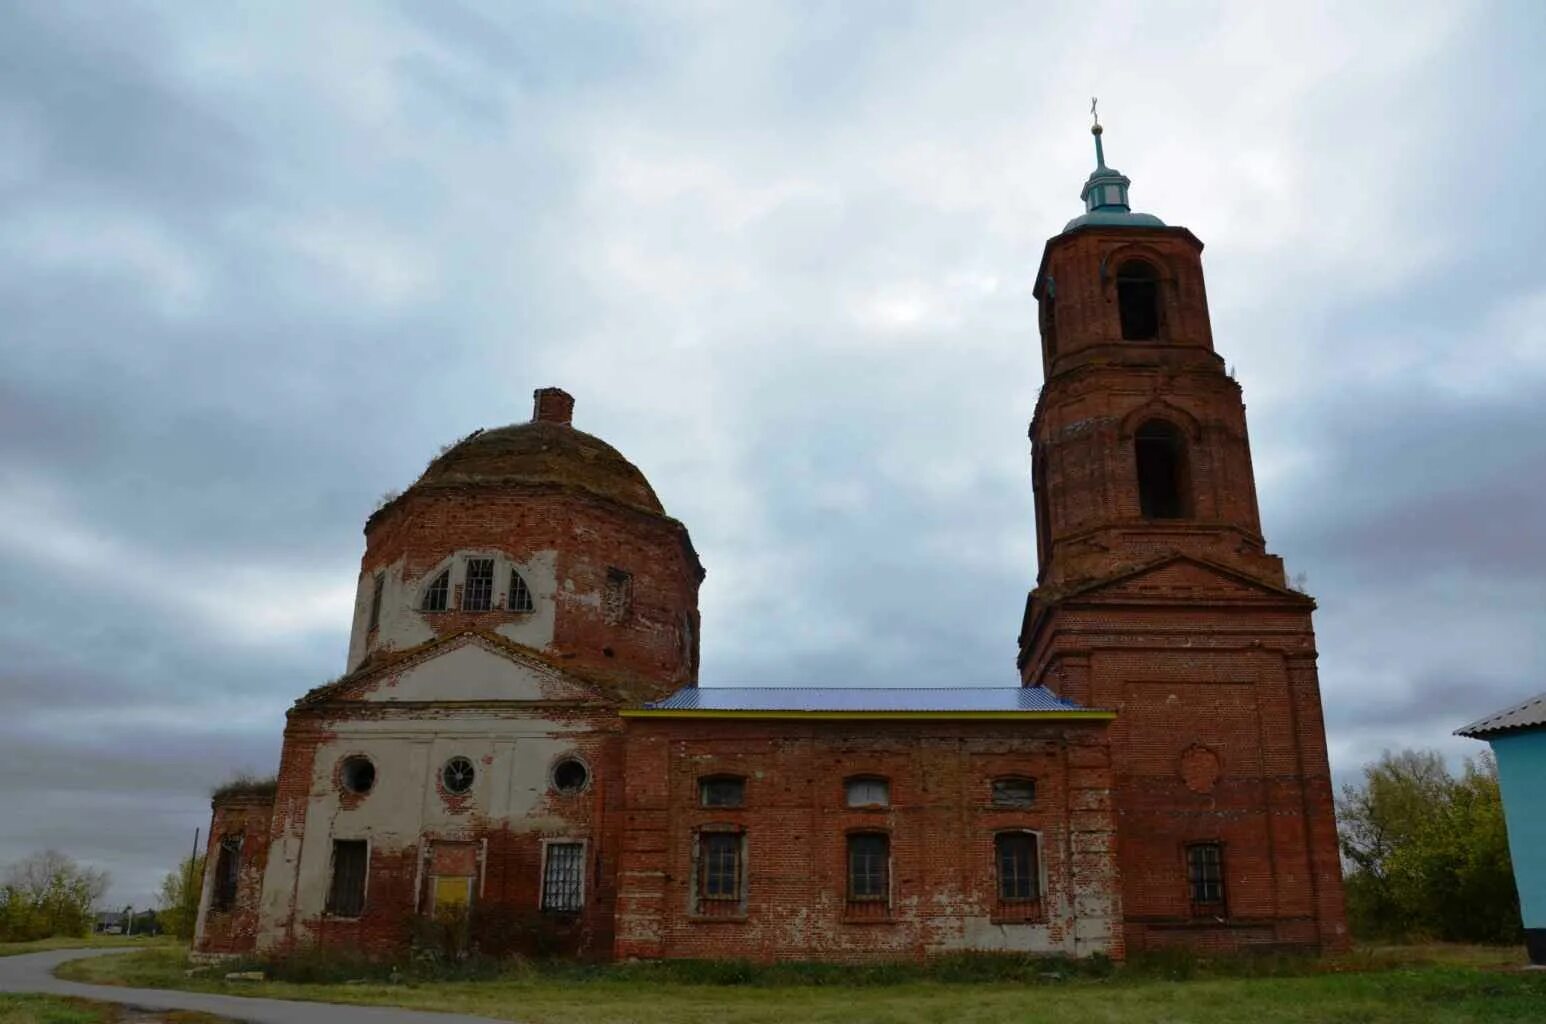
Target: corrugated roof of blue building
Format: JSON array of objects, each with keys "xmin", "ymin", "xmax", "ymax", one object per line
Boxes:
[
  {"xmin": 1456, "ymin": 691, "xmax": 1546, "ymax": 739},
  {"xmin": 626, "ymin": 686, "xmax": 1108, "ymax": 717}
]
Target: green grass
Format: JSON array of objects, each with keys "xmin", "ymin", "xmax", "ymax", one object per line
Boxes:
[
  {"xmin": 0, "ymin": 996, "xmax": 107, "ymax": 1024},
  {"xmin": 53, "ymin": 945, "xmax": 1545, "ymax": 1024},
  {"xmin": 0, "ymin": 936, "xmax": 176, "ymax": 959}
]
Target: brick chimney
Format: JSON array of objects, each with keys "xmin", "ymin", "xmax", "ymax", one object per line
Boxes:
[{"xmin": 532, "ymin": 387, "xmax": 574, "ymax": 426}]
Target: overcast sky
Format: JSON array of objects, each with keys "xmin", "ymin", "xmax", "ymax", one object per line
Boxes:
[{"xmin": 3, "ymin": 1, "xmax": 1543, "ymax": 908}]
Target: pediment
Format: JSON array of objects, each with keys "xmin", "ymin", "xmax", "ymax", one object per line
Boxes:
[
  {"xmin": 1068, "ymin": 555, "xmax": 1310, "ymax": 606},
  {"xmin": 303, "ymin": 632, "xmax": 597, "ymax": 706}
]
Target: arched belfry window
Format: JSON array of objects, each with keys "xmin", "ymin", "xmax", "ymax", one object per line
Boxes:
[
  {"xmin": 1135, "ymin": 420, "xmax": 1190, "ymax": 519},
  {"xmin": 1116, "ymin": 259, "xmax": 1161, "ymax": 341}
]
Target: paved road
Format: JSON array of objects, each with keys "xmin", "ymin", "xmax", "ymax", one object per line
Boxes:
[{"xmin": 0, "ymin": 948, "xmax": 511, "ymax": 1024}]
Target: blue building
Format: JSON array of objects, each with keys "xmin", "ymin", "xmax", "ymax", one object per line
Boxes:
[{"xmin": 1457, "ymin": 692, "xmax": 1546, "ymax": 966}]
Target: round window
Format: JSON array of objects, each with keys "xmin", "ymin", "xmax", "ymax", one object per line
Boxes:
[
  {"xmin": 551, "ymin": 757, "xmax": 589, "ymax": 795},
  {"xmin": 442, "ymin": 756, "xmax": 476, "ymax": 795},
  {"xmin": 340, "ymin": 756, "xmax": 375, "ymax": 795}
]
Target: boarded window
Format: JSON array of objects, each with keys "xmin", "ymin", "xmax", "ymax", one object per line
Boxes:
[
  {"xmin": 463, "ymin": 559, "xmax": 494, "ymax": 611},
  {"xmin": 845, "ymin": 777, "xmax": 889, "ymax": 808},
  {"xmin": 603, "ymin": 568, "xmax": 632, "ymax": 624},
  {"xmin": 847, "ymin": 833, "xmax": 890, "ymax": 915},
  {"xmin": 211, "ymin": 835, "xmax": 241, "ymax": 913},
  {"xmin": 508, "ymin": 570, "xmax": 534, "ymax": 613},
  {"xmin": 367, "ymin": 574, "xmax": 384, "ymax": 632},
  {"xmin": 422, "ymin": 570, "xmax": 450, "ymax": 612},
  {"xmin": 541, "ymin": 843, "xmax": 584, "ymax": 913},
  {"xmin": 996, "ymin": 832, "xmax": 1040, "ymax": 902},
  {"xmin": 1135, "ymin": 420, "xmax": 1190, "ymax": 519},
  {"xmin": 991, "ymin": 777, "xmax": 1036, "ymax": 808},
  {"xmin": 1187, "ymin": 843, "xmax": 1225, "ymax": 907},
  {"xmin": 326, "ymin": 840, "xmax": 367, "ymax": 917},
  {"xmin": 1116, "ymin": 259, "xmax": 1160, "ymax": 340},
  {"xmin": 697, "ymin": 833, "xmax": 743, "ymax": 915},
  {"xmin": 699, "ymin": 776, "xmax": 745, "ymax": 808}
]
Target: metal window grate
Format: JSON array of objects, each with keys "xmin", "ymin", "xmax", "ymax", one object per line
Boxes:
[
  {"xmin": 463, "ymin": 559, "xmax": 494, "ymax": 611},
  {"xmin": 422, "ymin": 570, "xmax": 449, "ymax": 612},
  {"xmin": 996, "ymin": 833, "xmax": 1039, "ymax": 901},
  {"xmin": 847, "ymin": 833, "xmax": 889, "ymax": 903},
  {"xmin": 326, "ymin": 840, "xmax": 367, "ymax": 917},
  {"xmin": 1187, "ymin": 843, "xmax": 1225, "ymax": 905},
  {"xmin": 845, "ymin": 777, "xmax": 889, "ymax": 808},
  {"xmin": 698, "ymin": 833, "xmax": 742, "ymax": 908},
  {"xmin": 509, "ymin": 570, "xmax": 534, "ymax": 613},
  {"xmin": 541, "ymin": 843, "xmax": 584, "ymax": 913},
  {"xmin": 211, "ymin": 835, "xmax": 242, "ymax": 912}
]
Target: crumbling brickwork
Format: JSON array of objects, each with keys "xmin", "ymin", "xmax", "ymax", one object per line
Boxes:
[{"xmin": 1020, "ymin": 224, "xmax": 1348, "ymax": 953}]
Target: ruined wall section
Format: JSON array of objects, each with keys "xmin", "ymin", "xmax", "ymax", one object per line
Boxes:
[
  {"xmin": 192, "ymin": 795, "xmax": 274, "ymax": 957},
  {"xmin": 615, "ymin": 719, "xmax": 1120, "ymax": 962}
]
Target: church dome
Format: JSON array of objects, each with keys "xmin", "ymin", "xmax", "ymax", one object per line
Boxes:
[{"xmin": 404, "ymin": 388, "xmax": 665, "ymax": 516}]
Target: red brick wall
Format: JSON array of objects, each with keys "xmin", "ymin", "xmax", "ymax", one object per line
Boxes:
[
  {"xmin": 361, "ymin": 488, "xmax": 700, "ymax": 702},
  {"xmin": 615, "ymin": 718, "xmax": 1121, "ymax": 962},
  {"xmin": 194, "ymin": 796, "xmax": 274, "ymax": 956}
]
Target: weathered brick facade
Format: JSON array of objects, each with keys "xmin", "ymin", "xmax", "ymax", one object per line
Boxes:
[{"xmin": 193, "ymin": 147, "xmax": 1347, "ymax": 961}]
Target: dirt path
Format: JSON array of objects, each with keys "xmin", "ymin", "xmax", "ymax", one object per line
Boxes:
[{"xmin": 0, "ymin": 949, "xmax": 511, "ymax": 1024}]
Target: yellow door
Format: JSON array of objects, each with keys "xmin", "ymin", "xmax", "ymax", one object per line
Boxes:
[{"xmin": 432, "ymin": 875, "xmax": 472, "ymax": 916}]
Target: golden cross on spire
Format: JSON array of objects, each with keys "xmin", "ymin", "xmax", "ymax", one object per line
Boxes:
[{"xmin": 1090, "ymin": 96, "xmax": 1100, "ymax": 129}]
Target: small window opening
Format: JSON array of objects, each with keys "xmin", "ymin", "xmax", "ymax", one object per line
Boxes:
[
  {"xmin": 995, "ymin": 832, "xmax": 1040, "ymax": 903},
  {"xmin": 603, "ymin": 568, "xmax": 632, "ymax": 624},
  {"xmin": 991, "ymin": 777, "xmax": 1036, "ymax": 808},
  {"xmin": 846, "ymin": 833, "xmax": 890, "ymax": 916},
  {"xmin": 1135, "ymin": 420, "xmax": 1190, "ymax": 519},
  {"xmin": 552, "ymin": 758, "xmax": 589, "ymax": 795},
  {"xmin": 326, "ymin": 839, "xmax": 368, "ymax": 917},
  {"xmin": 441, "ymin": 756, "xmax": 476, "ymax": 795},
  {"xmin": 367, "ymin": 574, "xmax": 384, "ymax": 632},
  {"xmin": 696, "ymin": 832, "xmax": 744, "ymax": 915},
  {"xmin": 541, "ymin": 842, "xmax": 584, "ymax": 913},
  {"xmin": 1187, "ymin": 842, "xmax": 1225, "ymax": 909},
  {"xmin": 211, "ymin": 835, "xmax": 241, "ymax": 913},
  {"xmin": 508, "ymin": 570, "xmax": 534, "ymax": 613},
  {"xmin": 421, "ymin": 569, "xmax": 449, "ymax": 612},
  {"xmin": 463, "ymin": 559, "xmax": 494, "ymax": 612},
  {"xmin": 845, "ymin": 776, "xmax": 890, "ymax": 808},
  {"xmin": 340, "ymin": 756, "xmax": 375, "ymax": 795},
  {"xmin": 700, "ymin": 776, "xmax": 745, "ymax": 808},
  {"xmin": 1116, "ymin": 259, "xmax": 1161, "ymax": 340}
]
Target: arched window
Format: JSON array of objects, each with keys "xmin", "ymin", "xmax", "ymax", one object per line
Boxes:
[
  {"xmin": 1116, "ymin": 259, "xmax": 1161, "ymax": 341},
  {"xmin": 1135, "ymin": 420, "xmax": 1190, "ymax": 519},
  {"xmin": 508, "ymin": 570, "xmax": 534, "ymax": 613},
  {"xmin": 421, "ymin": 569, "xmax": 449, "ymax": 612}
]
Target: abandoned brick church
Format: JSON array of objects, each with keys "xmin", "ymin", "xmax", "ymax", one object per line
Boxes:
[{"xmin": 194, "ymin": 125, "xmax": 1347, "ymax": 962}]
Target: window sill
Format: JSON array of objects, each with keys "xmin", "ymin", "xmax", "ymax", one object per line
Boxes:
[
  {"xmin": 689, "ymin": 913, "xmax": 748, "ymax": 923},
  {"xmin": 842, "ymin": 915, "xmax": 896, "ymax": 925}
]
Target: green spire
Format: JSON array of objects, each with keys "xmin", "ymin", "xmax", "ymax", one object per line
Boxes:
[{"xmin": 1062, "ymin": 102, "xmax": 1165, "ymax": 232}]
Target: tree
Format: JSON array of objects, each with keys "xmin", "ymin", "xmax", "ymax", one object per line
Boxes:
[
  {"xmin": 0, "ymin": 850, "xmax": 110, "ymax": 941},
  {"xmin": 158, "ymin": 854, "xmax": 206, "ymax": 941},
  {"xmin": 1338, "ymin": 748, "xmax": 1521, "ymax": 942}
]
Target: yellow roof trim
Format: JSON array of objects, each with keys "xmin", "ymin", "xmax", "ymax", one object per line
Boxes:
[{"xmin": 619, "ymin": 709, "xmax": 1116, "ymax": 721}]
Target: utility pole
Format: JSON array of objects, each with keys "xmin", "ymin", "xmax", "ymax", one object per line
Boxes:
[{"xmin": 185, "ymin": 827, "xmax": 200, "ymax": 938}]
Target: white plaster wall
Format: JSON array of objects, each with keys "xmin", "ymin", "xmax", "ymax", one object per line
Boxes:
[
  {"xmin": 256, "ymin": 709, "xmax": 594, "ymax": 949},
  {"xmin": 345, "ymin": 550, "xmax": 558, "ymax": 671},
  {"xmin": 362, "ymin": 644, "xmax": 586, "ymax": 704}
]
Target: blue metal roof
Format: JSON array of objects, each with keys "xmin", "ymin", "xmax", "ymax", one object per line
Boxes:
[{"xmin": 639, "ymin": 686, "xmax": 1096, "ymax": 714}]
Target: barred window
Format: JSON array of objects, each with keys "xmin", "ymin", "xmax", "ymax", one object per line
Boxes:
[
  {"xmin": 996, "ymin": 832, "xmax": 1039, "ymax": 902},
  {"xmin": 699, "ymin": 776, "xmax": 745, "ymax": 808},
  {"xmin": 603, "ymin": 568, "xmax": 632, "ymax": 624},
  {"xmin": 463, "ymin": 559, "xmax": 494, "ymax": 612},
  {"xmin": 697, "ymin": 833, "xmax": 743, "ymax": 914},
  {"xmin": 541, "ymin": 842, "xmax": 584, "ymax": 913},
  {"xmin": 1187, "ymin": 843, "xmax": 1225, "ymax": 906},
  {"xmin": 211, "ymin": 835, "xmax": 241, "ymax": 913},
  {"xmin": 991, "ymin": 777, "xmax": 1036, "ymax": 808},
  {"xmin": 508, "ymin": 570, "xmax": 534, "ymax": 613},
  {"xmin": 847, "ymin": 833, "xmax": 889, "ymax": 906},
  {"xmin": 422, "ymin": 570, "xmax": 450, "ymax": 612},
  {"xmin": 326, "ymin": 840, "xmax": 368, "ymax": 917},
  {"xmin": 367, "ymin": 574, "xmax": 384, "ymax": 632}
]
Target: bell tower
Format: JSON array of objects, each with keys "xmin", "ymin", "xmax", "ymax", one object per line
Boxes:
[{"xmin": 1019, "ymin": 114, "xmax": 1348, "ymax": 954}]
